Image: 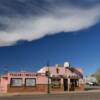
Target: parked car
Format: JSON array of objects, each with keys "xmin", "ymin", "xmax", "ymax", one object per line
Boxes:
[
  {"xmin": 86, "ymin": 82, "xmax": 93, "ymax": 86},
  {"xmin": 92, "ymin": 82, "xmax": 99, "ymax": 86},
  {"xmin": 86, "ymin": 82, "xmax": 100, "ymax": 86}
]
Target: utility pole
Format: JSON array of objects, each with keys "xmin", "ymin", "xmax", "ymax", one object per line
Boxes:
[{"xmin": 45, "ymin": 63, "xmax": 50, "ymax": 94}]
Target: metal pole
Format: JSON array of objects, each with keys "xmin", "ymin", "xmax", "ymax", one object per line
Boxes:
[
  {"xmin": 47, "ymin": 75, "xmax": 50, "ymax": 94},
  {"xmin": 47, "ymin": 63, "xmax": 50, "ymax": 94}
]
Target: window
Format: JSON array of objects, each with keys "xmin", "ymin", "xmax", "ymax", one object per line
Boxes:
[
  {"xmin": 25, "ymin": 78, "xmax": 36, "ymax": 87},
  {"xmin": 51, "ymin": 78, "xmax": 61, "ymax": 88},
  {"xmin": 10, "ymin": 78, "xmax": 23, "ymax": 87}
]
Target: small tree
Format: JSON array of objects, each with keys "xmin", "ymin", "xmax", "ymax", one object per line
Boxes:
[{"xmin": 95, "ymin": 69, "xmax": 100, "ymax": 83}]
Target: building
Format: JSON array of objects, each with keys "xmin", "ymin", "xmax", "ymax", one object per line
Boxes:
[
  {"xmin": 0, "ymin": 63, "xmax": 84, "ymax": 93},
  {"xmin": 84, "ymin": 74, "xmax": 98, "ymax": 85}
]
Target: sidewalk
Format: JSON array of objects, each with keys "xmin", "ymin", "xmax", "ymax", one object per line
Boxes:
[{"xmin": 0, "ymin": 90, "xmax": 100, "ymax": 97}]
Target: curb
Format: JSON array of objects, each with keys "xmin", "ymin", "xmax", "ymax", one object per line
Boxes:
[{"xmin": 0, "ymin": 90, "xmax": 100, "ymax": 97}]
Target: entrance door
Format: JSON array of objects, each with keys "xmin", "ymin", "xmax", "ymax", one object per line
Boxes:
[
  {"xmin": 70, "ymin": 79, "xmax": 75, "ymax": 91},
  {"xmin": 63, "ymin": 79, "xmax": 68, "ymax": 91}
]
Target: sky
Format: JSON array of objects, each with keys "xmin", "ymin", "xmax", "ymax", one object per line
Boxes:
[{"xmin": 0, "ymin": 0, "xmax": 100, "ymax": 76}]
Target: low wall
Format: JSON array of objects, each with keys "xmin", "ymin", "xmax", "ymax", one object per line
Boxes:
[
  {"xmin": 7, "ymin": 84, "xmax": 47, "ymax": 93},
  {"xmin": 7, "ymin": 84, "xmax": 84, "ymax": 93},
  {"xmin": 75, "ymin": 84, "xmax": 85, "ymax": 91}
]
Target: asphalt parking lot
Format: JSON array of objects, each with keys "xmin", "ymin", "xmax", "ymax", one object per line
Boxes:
[{"xmin": 0, "ymin": 92, "xmax": 100, "ymax": 100}]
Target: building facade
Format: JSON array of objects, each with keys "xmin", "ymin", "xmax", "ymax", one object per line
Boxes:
[{"xmin": 0, "ymin": 64, "xmax": 84, "ymax": 93}]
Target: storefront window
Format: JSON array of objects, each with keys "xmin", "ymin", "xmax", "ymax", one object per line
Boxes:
[
  {"xmin": 10, "ymin": 78, "xmax": 23, "ymax": 87},
  {"xmin": 51, "ymin": 78, "xmax": 61, "ymax": 88},
  {"xmin": 25, "ymin": 78, "xmax": 36, "ymax": 87}
]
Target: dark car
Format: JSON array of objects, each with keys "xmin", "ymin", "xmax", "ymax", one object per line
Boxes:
[{"xmin": 92, "ymin": 82, "xmax": 100, "ymax": 86}]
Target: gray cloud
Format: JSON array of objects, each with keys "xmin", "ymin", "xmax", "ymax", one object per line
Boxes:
[{"xmin": 0, "ymin": 0, "xmax": 100, "ymax": 46}]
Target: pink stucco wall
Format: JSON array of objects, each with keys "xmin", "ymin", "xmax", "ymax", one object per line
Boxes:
[
  {"xmin": 0, "ymin": 76, "xmax": 8, "ymax": 93},
  {"xmin": 0, "ymin": 67, "xmax": 84, "ymax": 93}
]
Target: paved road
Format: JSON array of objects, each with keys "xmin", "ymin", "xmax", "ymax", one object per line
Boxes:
[{"xmin": 0, "ymin": 92, "xmax": 100, "ymax": 100}]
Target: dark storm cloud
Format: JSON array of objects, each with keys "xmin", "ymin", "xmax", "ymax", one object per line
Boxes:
[{"xmin": 0, "ymin": 0, "xmax": 100, "ymax": 17}]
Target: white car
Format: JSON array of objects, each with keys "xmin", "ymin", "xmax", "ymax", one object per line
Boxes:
[{"xmin": 86, "ymin": 82, "xmax": 93, "ymax": 86}]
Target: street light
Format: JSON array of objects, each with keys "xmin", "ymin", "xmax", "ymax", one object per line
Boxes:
[{"xmin": 45, "ymin": 63, "xmax": 50, "ymax": 94}]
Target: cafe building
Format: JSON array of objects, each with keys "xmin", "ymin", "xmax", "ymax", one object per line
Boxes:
[{"xmin": 0, "ymin": 62, "xmax": 85, "ymax": 93}]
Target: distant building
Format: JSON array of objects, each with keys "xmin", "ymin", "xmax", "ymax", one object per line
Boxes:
[
  {"xmin": 84, "ymin": 75, "xmax": 97, "ymax": 84},
  {"xmin": 0, "ymin": 63, "xmax": 84, "ymax": 93}
]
